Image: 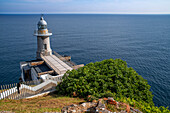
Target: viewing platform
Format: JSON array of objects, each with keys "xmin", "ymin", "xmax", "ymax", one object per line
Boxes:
[{"xmin": 41, "ymin": 55, "xmax": 73, "ymax": 75}]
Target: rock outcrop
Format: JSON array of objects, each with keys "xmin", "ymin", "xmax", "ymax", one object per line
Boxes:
[{"xmin": 61, "ymin": 97, "xmax": 142, "ymax": 113}]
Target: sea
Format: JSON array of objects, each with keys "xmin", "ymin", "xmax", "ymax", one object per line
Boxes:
[{"xmin": 0, "ymin": 14, "xmax": 170, "ymax": 107}]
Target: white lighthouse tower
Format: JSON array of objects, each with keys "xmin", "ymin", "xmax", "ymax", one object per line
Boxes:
[{"xmin": 34, "ymin": 16, "xmax": 52, "ymax": 60}]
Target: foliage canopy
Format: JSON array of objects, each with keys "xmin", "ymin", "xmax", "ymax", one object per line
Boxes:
[{"xmin": 56, "ymin": 59, "xmax": 153, "ymax": 104}]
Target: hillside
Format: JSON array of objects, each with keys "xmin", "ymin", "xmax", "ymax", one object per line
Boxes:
[{"xmin": 0, "ymin": 94, "xmax": 84, "ymax": 113}]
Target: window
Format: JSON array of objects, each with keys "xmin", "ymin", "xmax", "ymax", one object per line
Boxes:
[
  {"xmin": 44, "ymin": 44, "xmax": 47, "ymax": 50},
  {"xmin": 38, "ymin": 25, "xmax": 47, "ymax": 29}
]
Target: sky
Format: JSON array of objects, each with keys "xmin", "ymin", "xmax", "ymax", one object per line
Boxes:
[{"xmin": 0, "ymin": 0, "xmax": 170, "ymax": 14}]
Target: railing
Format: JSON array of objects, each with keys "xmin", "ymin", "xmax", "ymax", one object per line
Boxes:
[
  {"xmin": 0, "ymin": 75, "xmax": 64, "ymax": 100},
  {"xmin": 22, "ymin": 79, "xmax": 43, "ymax": 86},
  {"xmin": 34, "ymin": 30, "xmax": 52, "ymax": 36},
  {"xmin": 65, "ymin": 61, "xmax": 77, "ymax": 67},
  {"xmin": 53, "ymin": 51, "xmax": 62, "ymax": 58},
  {"xmin": 53, "ymin": 51, "xmax": 77, "ymax": 67},
  {"xmin": 48, "ymin": 74, "xmax": 64, "ymax": 83}
]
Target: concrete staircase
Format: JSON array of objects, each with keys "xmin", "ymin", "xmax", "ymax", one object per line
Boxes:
[{"xmin": 0, "ymin": 80, "xmax": 58, "ymax": 100}]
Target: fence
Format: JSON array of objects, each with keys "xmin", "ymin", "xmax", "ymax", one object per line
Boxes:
[
  {"xmin": 22, "ymin": 79, "xmax": 43, "ymax": 86},
  {"xmin": 44, "ymin": 74, "xmax": 64, "ymax": 83},
  {"xmin": 0, "ymin": 83, "xmax": 18, "ymax": 99},
  {"xmin": 0, "ymin": 79, "xmax": 58, "ymax": 100}
]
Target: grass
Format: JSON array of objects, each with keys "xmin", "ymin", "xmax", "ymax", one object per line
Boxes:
[{"xmin": 0, "ymin": 93, "xmax": 85, "ymax": 113}]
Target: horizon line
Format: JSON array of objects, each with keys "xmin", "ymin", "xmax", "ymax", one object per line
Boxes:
[{"xmin": 0, "ymin": 12, "xmax": 170, "ymax": 15}]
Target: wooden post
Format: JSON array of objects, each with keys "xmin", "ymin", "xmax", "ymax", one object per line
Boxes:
[
  {"xmin": 18, "ymin": 82, "xmax": 20, "ymax": 100},
  {"xmin": 19, "ymin": 83, "xmax": 21, "ymax": 99},
  {"xmin": 13, "ymin": 83, "xmax": 15, "ymax": 99},
  {"xmin": 11, "ymin": 84, "xmax": 13, "ymax": 99},
  {"xmin": 7, "ymin": 84, "xmax": 10, "ymax": 99},
  {"xmin": 5, "ymin": 85, "xmax": 7, "ymax": 99},
  {"xmin": 2, "ymin": 85, "xmax": 4, "ymax": 99},
  {"xmin": 1, "ymin": 85, "xmax": 3, "ymax": 99},
  {"xmin": 9, "ymin": 84, "xmax": 11, "ymax": 99},
  {"xmin": 15, "ymin": 83, "xmax": 17, "ymax": 100},
  {"xmin": 21, "ymin": 83, "xmax": 23, "ymax": 99},
  {"xmin": 8, "ymin": 84, "xmax": 10, "ymax": 99},
  {"xmin": 13, "ymin": 83, "xmax": 16, "ymax": 99},
  {"xmin": 22, "ymin": 84, "xmax": 25, "ymax": 98},
  {"xmin": 14, "ymin": 83, "xmax": 16, "ymax": 99},
  {"xmin": 7, "ymin": 84, "xmax": 9, "ymax": 99},
  {"xmin": 22, "ymin": 84, "xmax": 24, "ymax": 99},
  {"xmin": 24, "ymin": 86, "xmax": 26, "ymax": 98},
  {"xmin": 4, "ymin": 85, "xmax": 6, "ymax": 99},
  {"xmin": 15, "ymin": 83, "xmax": 17, "ymax": 99},
  {"xmin": 11, "ymin": 84, "xmax": 13, "ymax": 100},
  {"xmin": 3, "ymin": 85, "xmax": 5, "ymax": 99}
]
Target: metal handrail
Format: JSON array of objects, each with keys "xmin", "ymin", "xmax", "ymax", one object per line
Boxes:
[
  {"xmin": 53, "ymin": 51, "xmax": 62, "ymax": 58},
  {"xmin": 0, "ymin": 80, "xmax": 58, "ymax": 100},
  {"xmin": 53, "ymin": 51, "xmax": 77, "ymax": 67}
]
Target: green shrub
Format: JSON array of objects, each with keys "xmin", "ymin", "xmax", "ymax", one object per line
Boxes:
[
  {"xmin": 56, "ymin": 59, "xmax": 153, "ymax": 104},
  {"xmin": 108, "ymin": 96, "xmax": 170, "ymax": 113}
]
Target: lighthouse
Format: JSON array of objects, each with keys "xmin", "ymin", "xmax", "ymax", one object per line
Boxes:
[
  {"xmin": 20, "ymin": 16, "xmax": 83, "ymax": 83},
  {"xmin": 34, "ymin": 16, "xmax": 52, "ymax": 60}
]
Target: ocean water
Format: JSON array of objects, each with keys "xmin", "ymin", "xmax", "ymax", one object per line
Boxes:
[{"xmin": 0, "ymin": 14, "xmax": 170, "ymax": 107}]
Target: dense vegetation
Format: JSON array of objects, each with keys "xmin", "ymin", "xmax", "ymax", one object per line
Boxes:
[
  {"xmin": 56, "ymin": 59, "xmax": 153, "ymax": 103},
  {"xmin": 56, "ymin": 59, "xmax": 170, "ymax": 112},
  {"xmin": 107, "ymin": 96, "xmax": 169, "ymax": 113}
]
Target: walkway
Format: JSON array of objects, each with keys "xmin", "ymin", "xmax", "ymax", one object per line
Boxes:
[{"xmin": 41, "ymin": 55, "xmax": 73, "ymax": 74}]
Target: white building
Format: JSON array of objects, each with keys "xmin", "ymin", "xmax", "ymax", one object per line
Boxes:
[{"xmin": 34, "ymin": 16, "xmax": 52, "ymax": 60}]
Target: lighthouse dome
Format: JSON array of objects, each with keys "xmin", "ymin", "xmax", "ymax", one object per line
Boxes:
[
  {"xmin": 38, "ymin": 17, "xmax": 47, "ymax": 26},
  {"xmin": 37, "ymin": 16, "xmax": 47, "ymax": 29}
]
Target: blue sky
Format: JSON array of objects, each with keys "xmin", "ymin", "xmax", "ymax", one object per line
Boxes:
[{"xmin": 0, "ymin": 0, "xmax": 170, "ymax": 14}]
